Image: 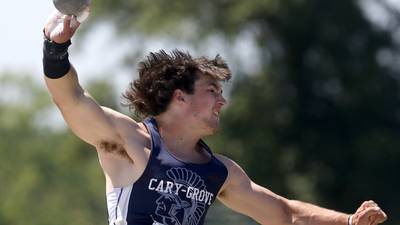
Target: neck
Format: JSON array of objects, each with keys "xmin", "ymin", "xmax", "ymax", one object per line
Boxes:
[{"xmin": 153, "ymin": 115, "xmax": 201, "ymax": 155}]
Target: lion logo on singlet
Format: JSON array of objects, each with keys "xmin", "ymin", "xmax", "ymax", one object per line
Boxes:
[{"xmin": 152, "ymin": 168, "xmax": 207, "ymax": 225}]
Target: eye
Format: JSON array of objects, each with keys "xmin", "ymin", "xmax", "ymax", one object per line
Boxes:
[{"xmin": 207, "ymin": 85, "xmax": 223, "ymax": 95}]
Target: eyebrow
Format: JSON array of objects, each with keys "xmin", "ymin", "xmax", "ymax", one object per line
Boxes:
[{"xmin": 207, "ymin": 81, "xmax": 223, "ymax": 93}]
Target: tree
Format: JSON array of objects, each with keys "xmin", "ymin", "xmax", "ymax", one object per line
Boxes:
[{"xmin": 0, "ymin": 73, "xmax": 119, "ymax": 225}]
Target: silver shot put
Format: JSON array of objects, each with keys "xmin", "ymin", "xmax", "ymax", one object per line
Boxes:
[{"xmin": 53, "ymin": 0, "xmax": 90, "ymax": 16}]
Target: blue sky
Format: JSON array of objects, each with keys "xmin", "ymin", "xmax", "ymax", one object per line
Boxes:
[{"xmin": 0, "ymin": 1, "xmax": 52, "ymax": 75}]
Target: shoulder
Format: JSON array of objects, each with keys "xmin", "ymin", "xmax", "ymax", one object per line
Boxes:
[
  {"xmin": 101, "ymin": 107, "xmax": 145, "ymax": 133},
  {"xmin": 214, "ymin": 154, "xmax": 248, "ymax": 176},
  {"xmin": 101, "ymin": 107, "xmax": 136, "ymax": 124},
  {"xmin": 214, "ymin": 154, "xmax": 252, "ymax": 195},
  {"xmin": 99, "ymin": 107, "xmax": 150, "ymax": 149},
  {"xmin": 214, "ymin": 154, "xmax": 242, "ymax": 172}
]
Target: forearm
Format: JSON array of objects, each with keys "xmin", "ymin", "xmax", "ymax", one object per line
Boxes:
[
  {"xmin": 45, "ymin": 65, "xmax": 85, "ymax": 108},
  {"xmin": 287, "ymin": 199, "xmax": 350, "ymax": 225},
  {"xmin": 42, "ymin": 34, "xmax": 85, "ymax": 108}
]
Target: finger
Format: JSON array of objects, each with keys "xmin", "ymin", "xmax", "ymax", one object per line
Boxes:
[
  {"xmin": 376, "ymin": 211, "xmax": 388, "ymax": 223},
  {"xmin": 44, "ymin": 10, "xmax": 63, "ymax": 34},
  {"xmin": 369, "ymin": 215, "xmax": 386, "ymax": 225},
  {"xmin": 369, "ymin": 216, "xmax": 377, "ymax": 225},
  {"xmin": 359, "ymin": 207, "xmax": 382, "ymax": 220},
  {"xmin": 357, "ymin": 201, "xmax": 371, "ymax": 212},
  {"xmin": 370, "ymin": 215, "xmax": 386, "ymax": 225},
  {"xmin": 367, "ymin": 200, "xmax": 378, "ymax": 207},
  {"xmin": 63, "ymin": 15, "xmax": 72, "ymax": 30},
  {"xmin": 365, "ymin": 205, "xmax": 387, "ymax": 224},
  {"xmin": 45, "ymin": 10, "xmax": 60, "ymax": 23},
  {"xmin": 361, "ymin": 200, "xmax": 377, "ymax": 210},
  {"xmin": 69, "ymin": 15, "xmax": 81, "ymax": 30}
]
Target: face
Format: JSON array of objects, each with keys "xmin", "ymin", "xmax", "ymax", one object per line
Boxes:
[
  {"xmin": 155, "ymin": 195, "xmax": 190, "ymax": 224},
  {"xmin": 182, "ymin": 74, "xmax": 227, "ymax": 135},
  {"xmin": 155, "ymin": 195, "xmax": 175, "ymax": 216}
]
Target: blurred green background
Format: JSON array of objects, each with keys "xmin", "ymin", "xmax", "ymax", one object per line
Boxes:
[{"xmin": 0, "ymin": 0, "xmax": 399, "ymax": 224}]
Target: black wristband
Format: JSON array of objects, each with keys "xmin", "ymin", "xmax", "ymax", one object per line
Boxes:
[{"xmin": 42, "ymin": 36, "xmax": 72, "ymax": 79}]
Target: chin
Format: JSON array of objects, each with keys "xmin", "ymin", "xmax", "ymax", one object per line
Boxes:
[
  {"xmin": 199, "ymin": 117, "xmax": 221, "ymax": 135},
  {"xmin": 200, "ymin": 125, "xmax": 219, "ymax": 136},
  {"xmin": 208, "ymin": 123, "xmax": 221, "ymax": 134}
]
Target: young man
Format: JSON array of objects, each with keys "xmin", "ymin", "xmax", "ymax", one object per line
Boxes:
[{"xmin": 42, "ymin": 11, "xmax": 387, "ymax": 225}]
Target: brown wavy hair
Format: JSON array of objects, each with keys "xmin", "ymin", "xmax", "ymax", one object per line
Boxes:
[{"xmin": 123, "ymin": 50, "xmax": 231, "ymax": 118}]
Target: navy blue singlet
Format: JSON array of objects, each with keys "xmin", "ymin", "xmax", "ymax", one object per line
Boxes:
[{"xmin": 106, "ymin": 118, "xmax": 228, "ymax": 225}]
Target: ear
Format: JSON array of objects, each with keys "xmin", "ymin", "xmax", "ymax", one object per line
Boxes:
[{"xmin": 172, "ymin": 89, "xmax": 187, "ymax": 104}]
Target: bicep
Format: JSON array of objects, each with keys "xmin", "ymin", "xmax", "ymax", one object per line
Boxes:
[
  {"xmin": 59, "ymin": 95, "xmax": 120, "ymax": 146},
  {"xmin": 217, "ymin": 156, "xmax": 292, "ymax": 225},
  {"xmin": 46, "ymin": 66, "xmax": 121, "ymax": 146}
]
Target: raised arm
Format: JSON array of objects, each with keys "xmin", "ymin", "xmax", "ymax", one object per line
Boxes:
[
  {"xmin": 42, "ymin": 11, "xmax": 128, "ymax": 148},
  {"xmin": 216, "ymin": 155, "xmax": 387, "ymax": 225}
]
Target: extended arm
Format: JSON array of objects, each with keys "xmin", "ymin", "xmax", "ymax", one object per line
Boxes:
[
  {"xmin": 216, "ymin": 155, "xmax": 387, "ymax": 225},
  {"xmin": 43, "ymin": 11, "xmax": 130, "ymax": 148}
]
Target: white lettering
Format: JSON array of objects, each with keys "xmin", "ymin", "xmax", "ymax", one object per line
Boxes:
[
  {"xmin": 186, "ymin": 186, "xmax": 193, "ymax": 198},
  {"xmin": 192, "ymin": 188, "xmax": 200, "ymax": 200},
  {"xmin": 148, "ymin": 178, "xmax": 214, "ymax": 204},
  {"xmin": 204, "ymin": 192, "xmax": 211, "ymax": 203},
  {"xmin": 198, "ymin": 190, "xmax": 205, "ymax": 202},
  {"xmin": 165, "ymin": 181, "xmax": 174, "ymax": 194},
  {"xmin": 174, "ymin": 183, "xmax": 183, "ymax": 195},
  {"xmin": 155, "ymin": 180, "xmax": 164, "ymax": 192},
  {"xmin": 148, "ymin": 178, "xmax": 157, "ymax": 190},
  {"xmin": 208, "ymin": 193, "xmax": 214, "ymax": 205}
]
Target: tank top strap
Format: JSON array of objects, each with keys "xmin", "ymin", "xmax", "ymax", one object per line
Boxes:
[
  {"xmin": 198, "ymin": 139, "xmax": 213, "ymax": 155},
  {"xmin": 144, "ymin": 118, "xmax": 214, "ymax": 157},
  {"xmin": 143, "ymin": 117, "xmax": 162, "ymax": 155}
]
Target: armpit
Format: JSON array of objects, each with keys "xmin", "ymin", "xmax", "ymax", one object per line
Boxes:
[{"xmin": 99, "ymin": 141, "xmax": 132, "ymax": 162}]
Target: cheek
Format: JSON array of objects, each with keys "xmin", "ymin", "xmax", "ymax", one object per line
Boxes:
[{"xmin": 191, "ymin": 97, "xmax": 212, "ymax": 111}]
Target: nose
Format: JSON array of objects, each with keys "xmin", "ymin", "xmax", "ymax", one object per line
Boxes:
[{"xmin": 218, "ymin": 94, "xmax": 227, "ymax": 106}]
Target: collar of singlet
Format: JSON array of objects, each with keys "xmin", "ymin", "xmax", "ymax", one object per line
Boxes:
[{"xmin": 144, "ymin": 117, "xmax": 213, "ymax": 156}]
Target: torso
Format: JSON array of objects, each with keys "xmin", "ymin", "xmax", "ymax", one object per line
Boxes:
[{"xmin": 97, "ymin": 118, "xmax": 228, "ymax": 225}]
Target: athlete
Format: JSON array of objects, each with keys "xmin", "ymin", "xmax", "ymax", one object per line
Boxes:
[{"xmin": 42, "ymin": 11, "xmax": 387, "ymax": 225}]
